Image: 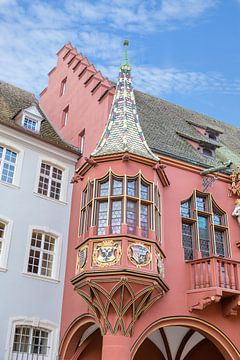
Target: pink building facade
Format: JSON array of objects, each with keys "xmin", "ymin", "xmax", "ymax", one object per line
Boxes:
[{"xmin": 40, "ymin": 43, "xmax": 240, "ymax": 360}]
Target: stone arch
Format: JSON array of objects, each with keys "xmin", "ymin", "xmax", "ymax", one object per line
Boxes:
[
  {"xmin": 59, "ymin": 313, "xmax": 99, "ymax": 359},
  {"xmin": 131, "ymin": 316, "xmax": 240, "ymax": 360}
]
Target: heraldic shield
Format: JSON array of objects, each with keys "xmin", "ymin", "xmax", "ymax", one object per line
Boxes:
[
  {"xmin": 93, "ymin": 239, "xmax": 122, "ymax": 267},
  {"xmin": 128, "ymin": 242, "xmax": 151, "ymax": 267}
]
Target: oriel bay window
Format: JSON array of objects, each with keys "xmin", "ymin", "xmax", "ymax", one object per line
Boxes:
[
  {"xmin": 181, "ymin": 191, "xmax": 230, "ymax": 261},
  {"xmin": 79, "ymin": 172, "xmax": 161, "ymax": 240}
]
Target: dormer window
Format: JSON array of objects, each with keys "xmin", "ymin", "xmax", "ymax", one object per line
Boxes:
[
  {"xmin": 15, "ymin": 106, "xmax": 43, "ymax": 133},
  {"xmin": 202, "ymin": 147, "xmax": 214, "ymax": 157},
  {"xmin": 205, "ymin": 129, "xmax": 219, "ymax": 142},
  {"xmin": 23, "ymin": 117, "xmax": 37, "ymax": 131}
]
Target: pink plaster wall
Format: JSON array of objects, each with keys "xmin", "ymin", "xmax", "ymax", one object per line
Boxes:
[{"xmin": 40, "ymin": 44, "xmax": 240, "ymax": 355}]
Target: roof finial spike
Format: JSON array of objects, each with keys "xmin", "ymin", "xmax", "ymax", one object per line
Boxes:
[{"xmin": 122, "ymin": 39, "xmax": 129, "ymax": 67}]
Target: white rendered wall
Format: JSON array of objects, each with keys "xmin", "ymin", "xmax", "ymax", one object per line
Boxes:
[{"xmin": 0, "ymin": 124, "xmax": 78, "ymax": 359}]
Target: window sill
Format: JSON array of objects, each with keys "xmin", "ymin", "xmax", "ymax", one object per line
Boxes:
[
  {"xmin": 22, "ymin": 272, "xmax": 60, "ymax": 284},
  {"xmin": 0, "ymin": 267, "xmax": 7, "ymax": 272},
  {"xmin": 0, "ymin": 180, "xmax": 20, "ymax": 190},
  {"xmin": 33, "ymin": 192, "xmax": 67, "ymax": 205}
]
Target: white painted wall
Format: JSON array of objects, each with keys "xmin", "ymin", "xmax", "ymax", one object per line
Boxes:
[{"xmin": 0, "ymin": 124, "xmax": 78, "ymax": 359}]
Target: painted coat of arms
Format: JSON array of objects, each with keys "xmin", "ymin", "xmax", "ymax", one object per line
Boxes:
[
  {"xmin": 128, "ymin": 243, "xmax": 151, "ymax": 267},
  {"xmin": 93, "ymin": 240, "xmax": 121, "ymax": 267},
  {"xmin": 76, "ymin": 245, "xmax": 88, "ymax": 273}
]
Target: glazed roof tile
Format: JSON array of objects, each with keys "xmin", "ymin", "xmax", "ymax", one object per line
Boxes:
[{"xmin": 92, "ymin": 64, "xmax": 159, "ymax": 161}]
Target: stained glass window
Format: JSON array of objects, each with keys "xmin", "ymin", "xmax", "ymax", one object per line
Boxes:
[
  {"xmin": 196, "ymin": 196, "xmax": 206, "ymax": 211},
  {"xmin": 99, "ymin": 180, "xmax": 109, "ymax": 196},
  {"xmin": 181, "ymin": 201, "xmax": 191, "ymax": 218},
  {"xmin": 141, "ymin": 204, "xmax": 149, "ymax": 238},
  {"xmin": 141, "ymin": 182, "xmax": 149, "ymax": 200},
  {"xmin": 182, "ymin": 223, "xmax": 194, "ymax": 260},
  {"xmin": 112, "ymin": 179, "xmax": 122, "ymax": 196},
  {"xmin": 111, "ymin": 200, "xmax": 122, "ymax": 234},
  {"xmin": 127, "ymin": 180, "xmax": 136, "ymax": 197},
  {"xmin": 97, "ymin": 202, "xmax": 108, "ymax": 235},
  {"xmin": 127, "ymin": 200, "xmax": 137, "ymax": 234},
  {"xmin": 198, "ymin": 216, "xmax": 210, "ymax": 257},
  {"xmin": 215, "ymin": 231, "xmax": 225, "ymax": 257}
]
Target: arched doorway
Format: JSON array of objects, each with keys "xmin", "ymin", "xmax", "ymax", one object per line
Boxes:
[
  {"xmin": 134, "ymin": 325, "xmax": 224, "ymax": 360},
  {"xmin": 59, "ymin": 314, "xmax": 102, "ymax": 360},
  {"xmin": 132, "ymin": 317, "xmax": 239, "ymax": 360}
]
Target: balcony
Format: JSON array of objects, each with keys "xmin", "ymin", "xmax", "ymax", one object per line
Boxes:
[{"xmin": 187, "ymin": 256, "xmax": 240, "ymax": 315}]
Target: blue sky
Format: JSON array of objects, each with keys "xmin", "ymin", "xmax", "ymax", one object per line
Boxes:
[{"xmin": 0, "ymin": 0, "xmax": 240, "ymax": 127}]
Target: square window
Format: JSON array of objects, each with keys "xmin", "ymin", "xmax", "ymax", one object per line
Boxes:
[{"xmin": 37, "ymin": 162, "xmax": 63, "ymax": 200}]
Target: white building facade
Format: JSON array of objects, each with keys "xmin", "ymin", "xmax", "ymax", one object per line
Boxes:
[{"xmin": 0, "ymin": 82, "xmax": 79, "ymax": 359}]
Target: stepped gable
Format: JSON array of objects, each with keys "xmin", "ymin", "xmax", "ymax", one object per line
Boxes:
[
  {"xmin": 91, "ymin": 41, "xmax": 159, "ymax": 161},
  {"xmin": 0, "ymin": 81, "xmax": 80, "ymax": 154}
]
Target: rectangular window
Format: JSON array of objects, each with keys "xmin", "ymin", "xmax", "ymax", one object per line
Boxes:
[
  {"xmin": 141, "ymin": 204, "xmax": 149, "ymax": 238},
  {"xmin": 62, "ymin": 106, "xmax": 69, "ymax": 127},
  {"xmin": 198, "ymin": 216, "xmax": 210, "ymax": 257},
  {"xmin": 99, "ymin": 180, "xmax": 109, "ymax": 197},
  {"xmin": 181, "ymin": 201, "xmax": 191, "ymax": 218},
  {"xmin": 97, "ymin": 202, "xmax": 108, "ymax": 235},
  {"xmin": 12, "ymin": 325, "xmax": 49, "ymax": 356},
  {"xmin": 215, "ymin": 230, "xmax": 225, "ymax": 257},
  {"xmin": 126, "ymin": 200, "xmax": 137, "ymax": 234},
  {"xmin": 23, "ymin": 117, "xmax": 37, "ymax": 132},
  {"xmin": 140, "ymin": 182, "xmax": 149, "ymax": 200},
  {"xmin": 27, "ymin": 231, "xmax": 56, "ymax": 277},
  {"xmin": 79, "ymin": 130, "xmax": 85, "ymax": 154},
  {"xmin": 0, "ymin": 146, "xmax": 17, "ymax": 184},
  {"xmin": 112, "ymin": 179, "xmax": 123, "ymax": 196},
  {"xmin": 60, "ymin": 77, "xmax": 67, "ymax": 96},
  {"xmin": 127, "ymin": 180, "xmax": 136, "ymax": 197},
  {"xmin": 0, "ymin": 221, "xmax": 5, "ymax": 258},
  {"xmin": 110, "ymin": 200, "xmax": 122, "ymax": 234},
  {"xmin": 196, "ymin": 197, "xmax": 206, "ymax": 211},
  {"xmin": 182, "ymin": 223, "xmax": 194, "ymax": 260},
  {"xmin": 37, "ymin": 162, "xmax": 63, "ymax": 200}
]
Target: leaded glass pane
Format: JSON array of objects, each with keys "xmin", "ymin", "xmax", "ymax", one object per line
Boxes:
[
  {"xmin": 198, "ymin": 216, "xmax": 210, "ymax": 257},
  {"xmin": 182, "ymin": 223, "xmax": 194, "ymax": 260},
  {"xmin": 112, "ymin": 179, "xmax": 123, "ymax": 195},
  {"xmin": 196, "ymin": 196, "xmax": 206, "ymax": 211},
  {"xmin": 213, "ymin": 213, "xmax": 222, "ymax": 225},
  {"xmin": 111, "ymin": 200, "xmax": 122, "ymax": 234},
  {"xmin": 97, "ymin": 202, "xmax": 108, "ymax": 235},
  {"xmin": 127, "ymin": 180, "xmax": 136, "ymax": 196},
  {"xmin": 141, "ymin": 204, "xmax": 149, "ymax": 238},
  {"xmin": 215, "ymin": 230, "xmax": 225, "ymax": 257},
  {"xmin": 127, "ymin": 200, "xmax": 137, "ymax": 234},
  {"xmin": 141, "ymin": 182, "xmax": 149, "ymax": 200},
  {"xmin": 99, "ymin": 181, "xmax": 109, "ymax": 196},
  {"xmin": 181, "ymin": 201, "xmax": 191, "ymax": 218}
]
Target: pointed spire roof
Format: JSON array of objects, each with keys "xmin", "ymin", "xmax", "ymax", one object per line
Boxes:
[{"xmin": 91, "ymin": 41, "xmax": 159, "ymax": 161}]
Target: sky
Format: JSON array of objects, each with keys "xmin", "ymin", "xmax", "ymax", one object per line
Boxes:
[{"xmin": 0, "ymin": 0, "xmax": 240, "ymax": 127}]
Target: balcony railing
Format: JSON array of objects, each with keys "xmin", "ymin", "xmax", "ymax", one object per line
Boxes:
[{"xmin": 188, "ymin": 256, "xmax": 240, "ymax": 291}]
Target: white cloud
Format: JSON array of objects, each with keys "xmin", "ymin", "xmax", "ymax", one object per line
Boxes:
[
  {"xmin": 0, "ymin": 0, "xmax": 232, "ymax": 100},
  {"xmin": 98, "ymin": 64, "xmax": 240, "ymax": 96}
]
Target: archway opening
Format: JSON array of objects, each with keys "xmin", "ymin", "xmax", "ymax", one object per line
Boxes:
[{"xmin": 134, "ymin": 325, "xmax": 224, "ymax": 360}]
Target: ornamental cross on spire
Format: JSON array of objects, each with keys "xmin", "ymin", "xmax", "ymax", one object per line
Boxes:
[{"xmin": 91, "ymin": 41, "xmax": 159, "ymax": 161}]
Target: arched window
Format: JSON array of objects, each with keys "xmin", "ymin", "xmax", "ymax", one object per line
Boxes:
[
  {"xmin": 180, "ymin": 191, "xmax": 230, "ymax": 260},
  {"xmin": 79, "ymin": 172, "xmax": 161, "ymax": 240}
]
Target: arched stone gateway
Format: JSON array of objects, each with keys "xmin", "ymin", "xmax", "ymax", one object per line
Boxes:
[
  {"xmin": 131, "ymin": 317, "xmax": 240, "ymax": 360},
  {"xmin": 60, "ymin": 315, "xmax": 239, "ymax": 359}
]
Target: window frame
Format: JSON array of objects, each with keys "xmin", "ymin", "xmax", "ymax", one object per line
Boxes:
[
  {"xmin": 0, "ymin": 215, "xmax": 13, "ymax": 271},
  {"xmin": 34, "ymin": 156, "xmax": 69, "ymax": 203},
  {"xmin": 6, "ymin": 317, "xmax": 59, "ymax": 360},
  {"xmin": 23, "ymin": 226, "xmax": 62, "ymax": 282},
  {"xmin": 79, "ymin": 171, "xmax": 161, "ymax": 240},
  {"xmin": 181, "ymin": 190, "xmax": 230, "ymax": 261}
]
